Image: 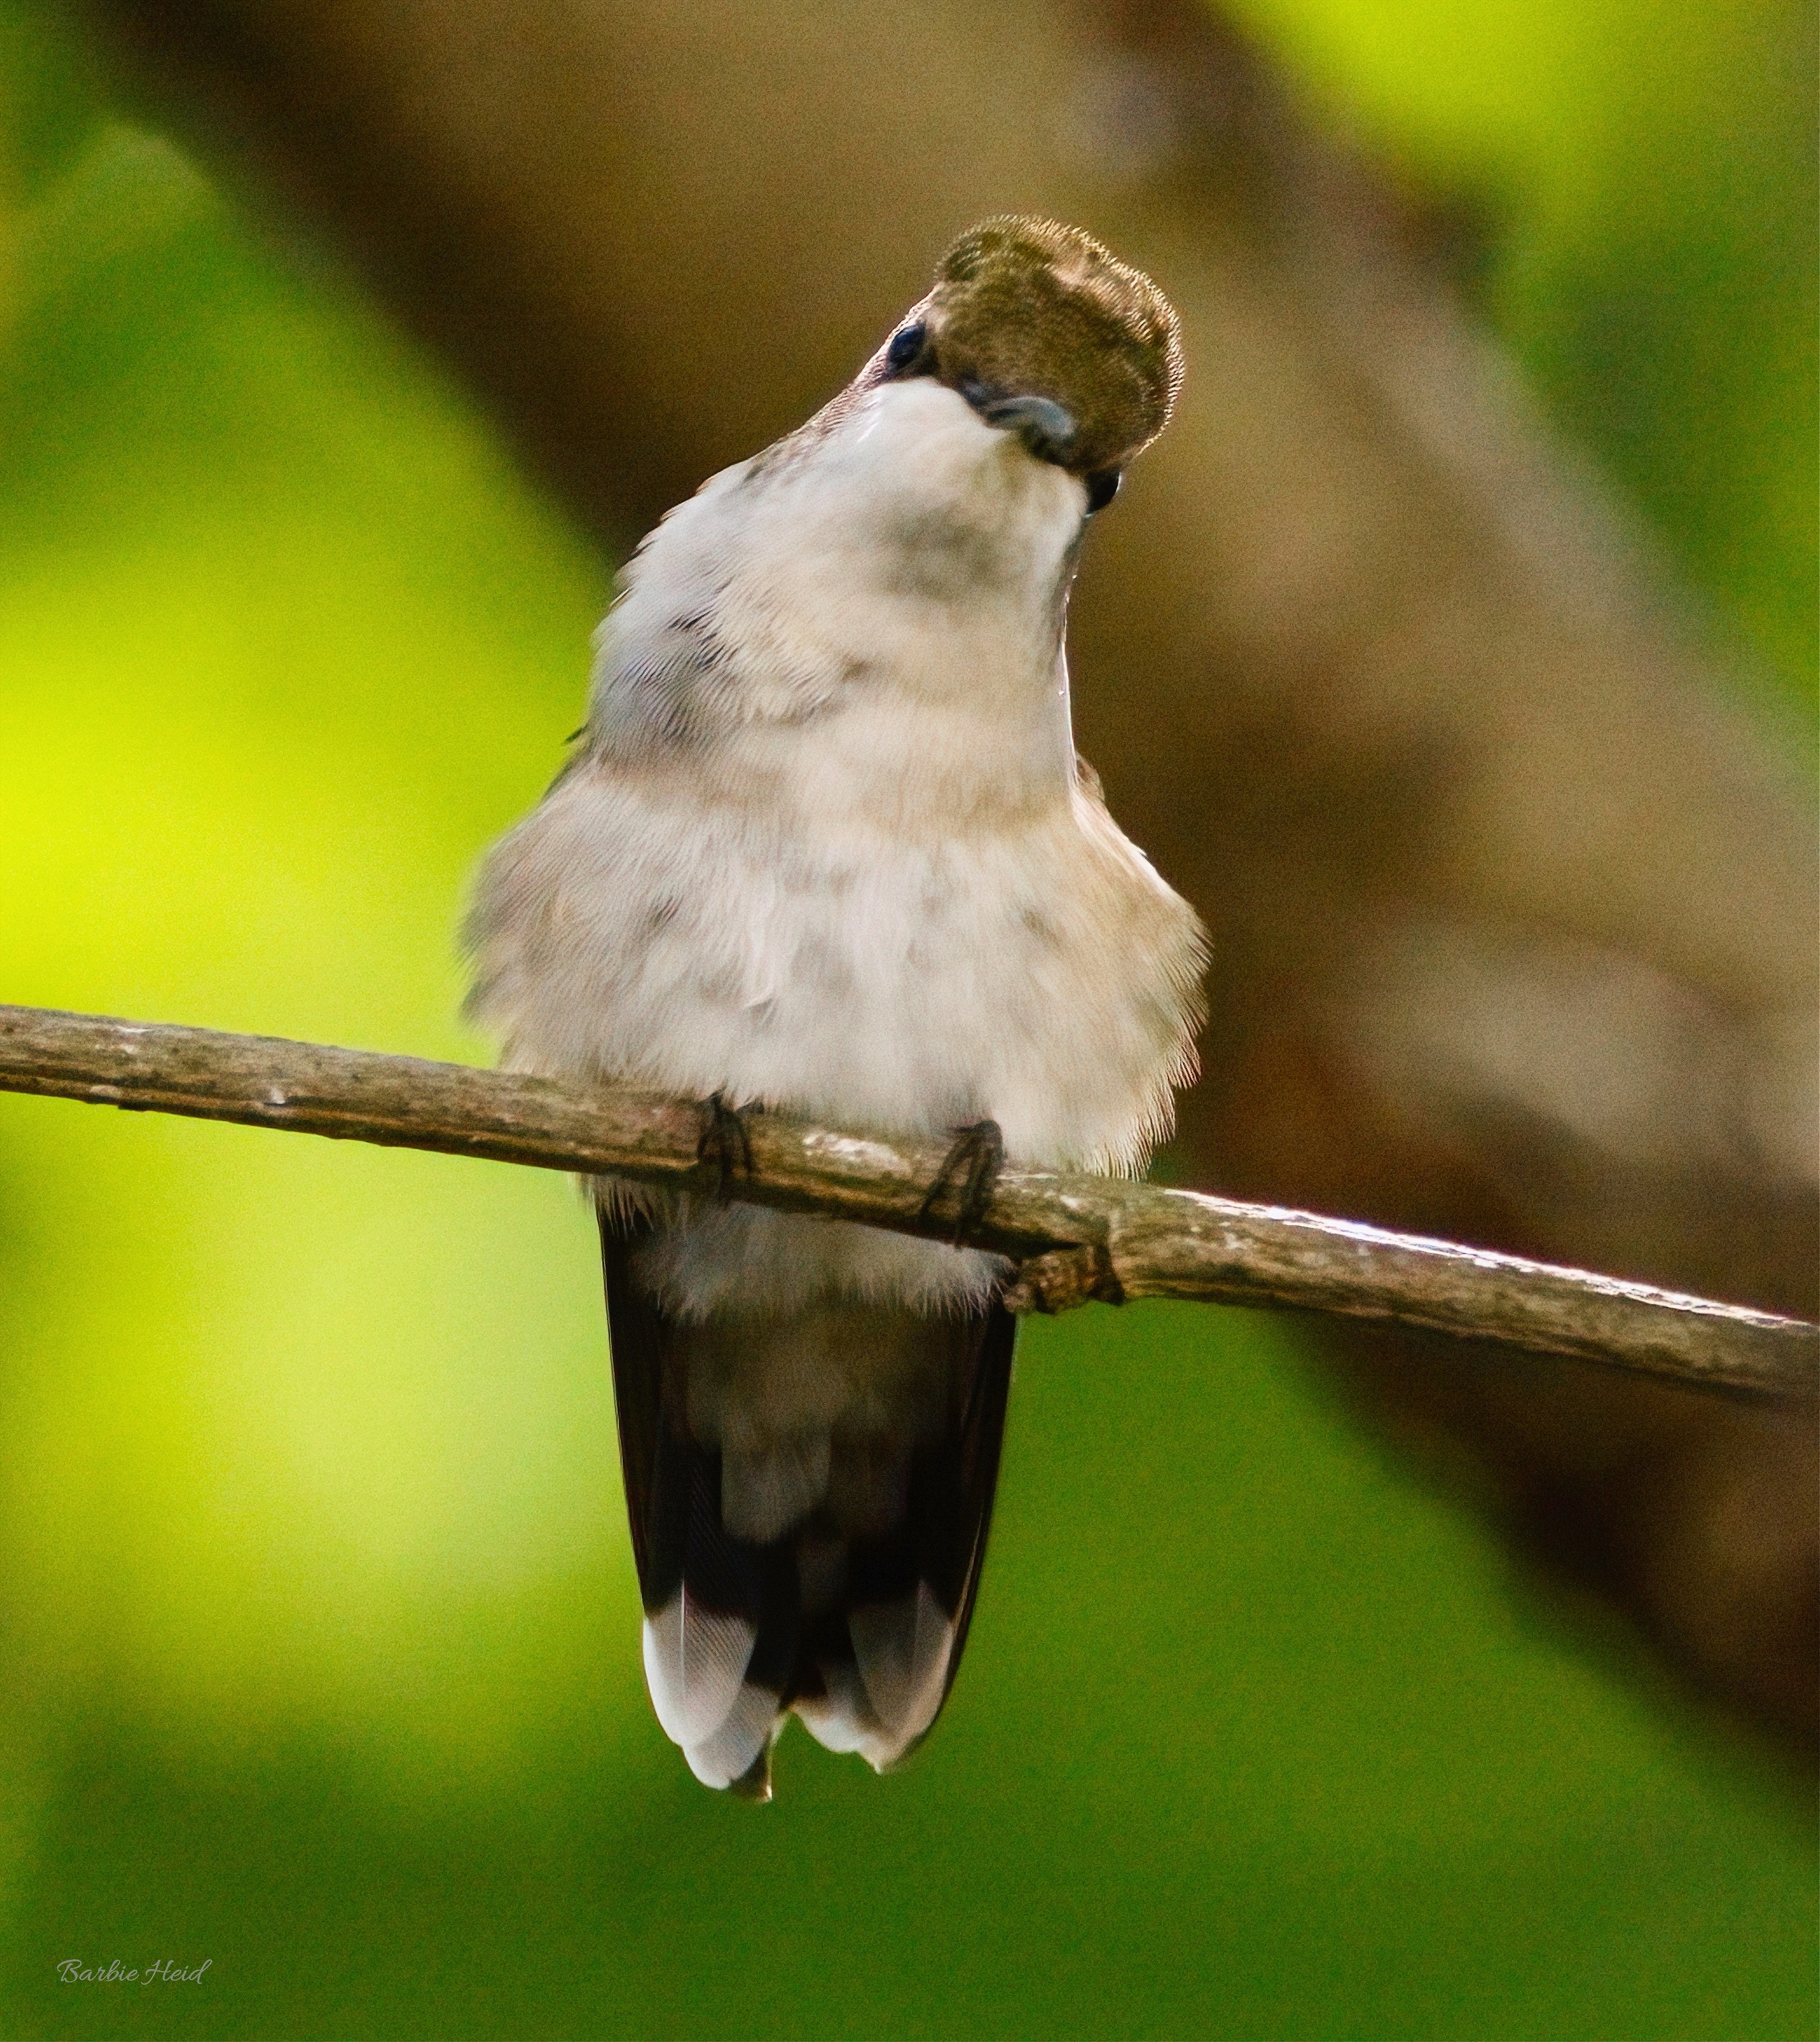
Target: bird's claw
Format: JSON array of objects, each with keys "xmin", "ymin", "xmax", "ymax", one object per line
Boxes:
[
  {"xmin": 696, "ymin": 1091, "xmax": 757, "ymax": 1204},
  {"xmin": 918, "ymin": 1118, "xmax": 1004, "ymax": 1246}
]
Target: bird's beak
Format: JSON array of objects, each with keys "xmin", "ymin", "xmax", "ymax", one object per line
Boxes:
[{"xmin": 959, "ymin": 383, "xmax": 1077, "ymax": 465}]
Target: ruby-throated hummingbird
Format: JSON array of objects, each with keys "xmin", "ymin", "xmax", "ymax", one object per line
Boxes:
[{"xmin": 467, "ymin": 218, "xmax": 1206, "ymax": 1799}]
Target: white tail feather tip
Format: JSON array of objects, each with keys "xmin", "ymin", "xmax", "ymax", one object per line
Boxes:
[
  {"xmin": 685, "ymin": 1681, "xmax": 781, "ymax": 1789},
  {"xmin": 643, "ymin": 1594, "xmax": 756, "ymax": 1748},
  {"xmin": 851, "ymin": 1583, "xmax": 954, "ymax": 1748}
]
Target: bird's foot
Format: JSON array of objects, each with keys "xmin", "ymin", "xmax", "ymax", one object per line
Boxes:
[
  {"xmin": 696, "ymin": 1091, "xmax": 758, "ymax": 1204},
  {"xmin": 917, "ymin": 1118, "xmax": 1004, "ymax": 1246}
]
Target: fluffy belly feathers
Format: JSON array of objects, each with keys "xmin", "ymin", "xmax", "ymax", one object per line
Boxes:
[{"xmin": 468, "ymin": 755, "xmax": 1204, "ymax": 1175}]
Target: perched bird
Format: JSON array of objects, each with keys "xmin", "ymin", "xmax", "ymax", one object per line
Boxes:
[{"xmin": 467, "ymin": 217, "xmax": 1206, "ymax": 1798}]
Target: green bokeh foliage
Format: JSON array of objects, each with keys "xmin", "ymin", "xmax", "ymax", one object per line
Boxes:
[{"xmin": 0, "ymin": 3, "xmax": 1813, "ymax": 2037}]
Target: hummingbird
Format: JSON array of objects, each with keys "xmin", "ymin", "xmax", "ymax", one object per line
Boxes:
[{"xmin": 467, "ymin": 217, "xmax": 1206, "ymax": 1799}]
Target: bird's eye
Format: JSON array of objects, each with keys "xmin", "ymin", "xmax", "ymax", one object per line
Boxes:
[
  {"xmin": 1084, "ymin": 469, "xmax": 1121, "ymax": 514},
  {"xmin": 885, "ymin": 322, "xmax": 928, "ymax": 374}
]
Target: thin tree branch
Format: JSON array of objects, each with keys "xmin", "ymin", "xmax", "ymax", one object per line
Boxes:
[{"xmin": 1, "ymin": 1003, "xmax": 1811, "ymax": 1400}]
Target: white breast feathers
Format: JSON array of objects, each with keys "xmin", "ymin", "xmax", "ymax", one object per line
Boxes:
[{"xmin": 466, "ymin": 376, "xmax": 1207, "ymax": 1312}]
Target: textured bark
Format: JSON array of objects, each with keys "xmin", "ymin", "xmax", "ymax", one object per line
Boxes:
[
  {"xmin": 4, "ymin": 1004, "xmax": 1813, "ymax": 1398},
  {"xmin": 69, "ymin": 0, "xmax": 1820, "ymax": 1749}
]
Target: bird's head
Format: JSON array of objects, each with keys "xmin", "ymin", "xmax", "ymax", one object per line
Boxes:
[
  {"xmin": 596, "ymin": 219, "xmax": 1183, "ymax": 760},
  {"xmin": 868, "ymin": 216, "xmax": 1182, "ymax": 514}
]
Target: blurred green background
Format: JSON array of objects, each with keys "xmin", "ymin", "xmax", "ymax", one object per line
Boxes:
[{"xmin": 0, "ymin": 1, "xmax": 1812, "ymax": 2037}]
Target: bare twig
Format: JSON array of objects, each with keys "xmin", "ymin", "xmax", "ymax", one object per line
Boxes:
[{"xmin": 1, "ymin": 1003, "xmax": 1811, "ymax": 1400}]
